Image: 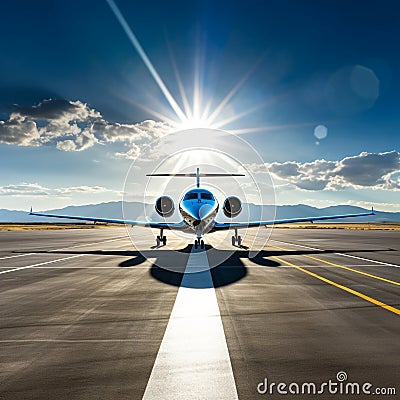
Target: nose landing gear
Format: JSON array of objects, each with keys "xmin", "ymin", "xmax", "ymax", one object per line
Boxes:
[
  {"xmin": 194, "ymin": 239, "xmax": 205, "ymax": 249},
  {"xmin": 231, "ymin": 228, "xmax": 242, "ymax": 247}
]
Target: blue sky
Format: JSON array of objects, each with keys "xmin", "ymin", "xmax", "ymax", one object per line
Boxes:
[{"xmin": 0, "ymin": 0, "xmax": 399, "ymax": 211}]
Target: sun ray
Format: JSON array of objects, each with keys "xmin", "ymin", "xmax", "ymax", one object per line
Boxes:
[
  {"xmin": 166, "ymin": 38, "xmax": 192, "ymax": 120},
  {"xmin": 193, "ymin": 38, "xmax": 201, "ymax": 120},
  {"xmin": 206, "ymin": 58, "xmax": 262, "ymax": 126},
  {"xmin": 121, "ymin": 96, "xmax": 177, "ymax": 126},
  {"xmin": 106, "ymin": 0, "xmax": 186, "ymax": 122},
  {"xmin": 200, "ymin": 98, "xmax": 214, "ymax": 120},
  {"xmin": 212, "ymin": 101, "xmax": 270, "ymax": 130}
]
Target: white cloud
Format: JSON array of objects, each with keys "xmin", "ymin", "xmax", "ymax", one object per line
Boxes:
[
  {"xmin": 248, "ymin": 151, "xmax": 400, "ymax": 191},
  {"xmin": 115, "ymin": 144, "xmax": 141, "ymax": 160},
  {"xmin": 93, "ymin": 119, "xmax": 171, "ymax": 144},
  {"xmin": 0, "ymin": 182, "xmax": 120, "ymax": 197},
  {"xmin": 0, "ymin": 183, "xmax": 51, "ymax": 196},
  {"xmin": 0, "ymin": 99, "xmax": 173, "ymax": 153},
  {"xmin": 56, "ymin": 139, "xmax": 80, "ymax": 152},
  {"xmin": 0, "ymin": 114, "xmax": 40, "ymax": 146},
  {"xmin": 55, "ymin": 186, "xmax": 116, "ymax": 195}
]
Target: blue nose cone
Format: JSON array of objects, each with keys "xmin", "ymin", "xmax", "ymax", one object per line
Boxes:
[
  {"xmin": 187, "ymin": 203, "xmax": 214, "ymax": 221},
  {"xmin": 199, "ymin": 203, "xmax": 214, "ymax": 219}
]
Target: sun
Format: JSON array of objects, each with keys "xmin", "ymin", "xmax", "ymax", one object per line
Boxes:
[{"xmin": 175, "ymin": 117, "xmax": 213, "ymax": 131}]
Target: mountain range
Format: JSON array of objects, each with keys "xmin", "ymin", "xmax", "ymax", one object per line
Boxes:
[{"xmin": 0, "ymin": 201, "xmax": 399, "ymax": 223}]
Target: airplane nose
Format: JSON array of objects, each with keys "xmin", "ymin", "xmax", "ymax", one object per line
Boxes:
[
  {"xmin": 187, "ymin": 203, "xmax": 214, "ymax": 222},
  {"xmin": 199, "ymin": 203, "xmax": 214, "ymax": 219}
]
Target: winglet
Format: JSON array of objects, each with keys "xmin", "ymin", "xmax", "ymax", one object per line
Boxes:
[
  {"xmin": 29, "ymin": 206, "xmax": 32, "ymax": 214},
  {"xmin": 372, "ymin": 206, "xmax": 375, "ymax": 214}
]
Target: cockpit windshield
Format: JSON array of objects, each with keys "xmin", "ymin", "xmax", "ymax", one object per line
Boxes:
[
  {"xmin": 200, "ymin": 192, "xmax": 213, "ymax": 200},
  {"xmin": 184, "ymin": 192, "xmax": 198, "ymax": 200}
]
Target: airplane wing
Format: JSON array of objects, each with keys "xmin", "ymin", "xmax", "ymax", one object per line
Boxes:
[
  {"xmin": 29, "ymin": 210, "xmax": 187, "ymax": 230},
  {"xmin": 212, "ymin": 209, "xmax": 375, "ymax": 231}
]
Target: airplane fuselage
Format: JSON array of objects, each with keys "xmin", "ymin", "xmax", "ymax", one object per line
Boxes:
[{"xmin": 179, "ymin": 188, "xmax": 219, "ymax": 238}]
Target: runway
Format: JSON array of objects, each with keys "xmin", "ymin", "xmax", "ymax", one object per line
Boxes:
[{"xmin": 0, "ymin": 227, "xmax": 399, "ymax": 399}]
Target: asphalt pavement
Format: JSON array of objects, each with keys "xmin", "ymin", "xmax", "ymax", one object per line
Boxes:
[{"xmin": 0, "ymin": 227, "xmax": 399, "ymax": 399}]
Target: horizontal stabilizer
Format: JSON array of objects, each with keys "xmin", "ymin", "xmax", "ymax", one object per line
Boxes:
[
  {"xmin": 147, "ymin": 167, "xmax": 244, "ymax": 187},
  {"xmin": 146, "ymin": 173, "xmax": 245, "ymax": 177}
]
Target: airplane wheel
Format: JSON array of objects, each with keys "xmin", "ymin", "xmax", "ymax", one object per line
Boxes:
[
  {"xmin": 194, "ymin": 240, "xmax": 198, "ymax": 249},
  {"xmin": 162, "ymin": 236, "xmax": 167, "ymax": 245},
  {"xmin": 200, "ymin": 240, "xmax": 204, "ymax": 249},
  {"xmin": 156, "ymin": 237, "xmax": 161, "ymax": 246},
  {"xmin": 237, "ymin": 236, "xmax": 242, "ymax": 246},
  {"xmin": 231, "ymin": 236, "xmax": 236, "ymax": 246}
]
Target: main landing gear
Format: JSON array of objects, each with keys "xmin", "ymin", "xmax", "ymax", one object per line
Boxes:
[
  {"xmin": 231, "ymin": 228, "xmax": 242, "ymax": 247},
  {"xmin": 194, "ymin": 238, "xmax": 205, "ymax": 249},
  {"xmin": 156, "ymin": 228, "xmax": 167, "ymax": 246}
]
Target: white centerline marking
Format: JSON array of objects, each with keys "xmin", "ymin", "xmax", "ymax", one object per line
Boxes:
[
  {"xmin": 142, "ymin": 246, "xmax": 238, "ymax": 400},
  {"xmin": 0, "ymin": 255, "xmax": 85, "ymax": 275},
  {"xmin": 270, "ymin": 239, "xmax": 400, "ymax": 269}
]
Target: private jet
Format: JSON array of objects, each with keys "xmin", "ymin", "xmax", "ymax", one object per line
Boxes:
[{"xmin": 30, "ymin": 168, "xmax": 375, "ymax": 249}]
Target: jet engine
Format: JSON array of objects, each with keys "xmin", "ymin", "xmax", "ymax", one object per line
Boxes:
[
  {"xmin": 155, "ymin": 196, "xmax": 175, "ymax": 217},
  {"xmin": 223, "ymin": 196, "xmax": 242, "ymax": 218}
]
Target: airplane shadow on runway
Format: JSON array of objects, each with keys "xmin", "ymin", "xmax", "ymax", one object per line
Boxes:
[
  {"xmin": 116, "ymin": 244, "xmax": 257, "ymax": 288},
  {"xmin": 17, "ymin": 245, "xmax": 391, "ymax": 289},
  {"xmin": 148, "ymin": 245, "xmax": 286, "ymax": 288}
]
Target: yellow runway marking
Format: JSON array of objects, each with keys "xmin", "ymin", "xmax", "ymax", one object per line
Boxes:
[
  {"xmin": 272, "ymin": 256, "xmax": 400, "ymax": 316},
  {"xmin": 270, "ymin": 244, "xmax": 400, "ymax": 287},
  {"xmin": 305, "ymin": 254, "xmax": 400, "ymax": 286}
]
